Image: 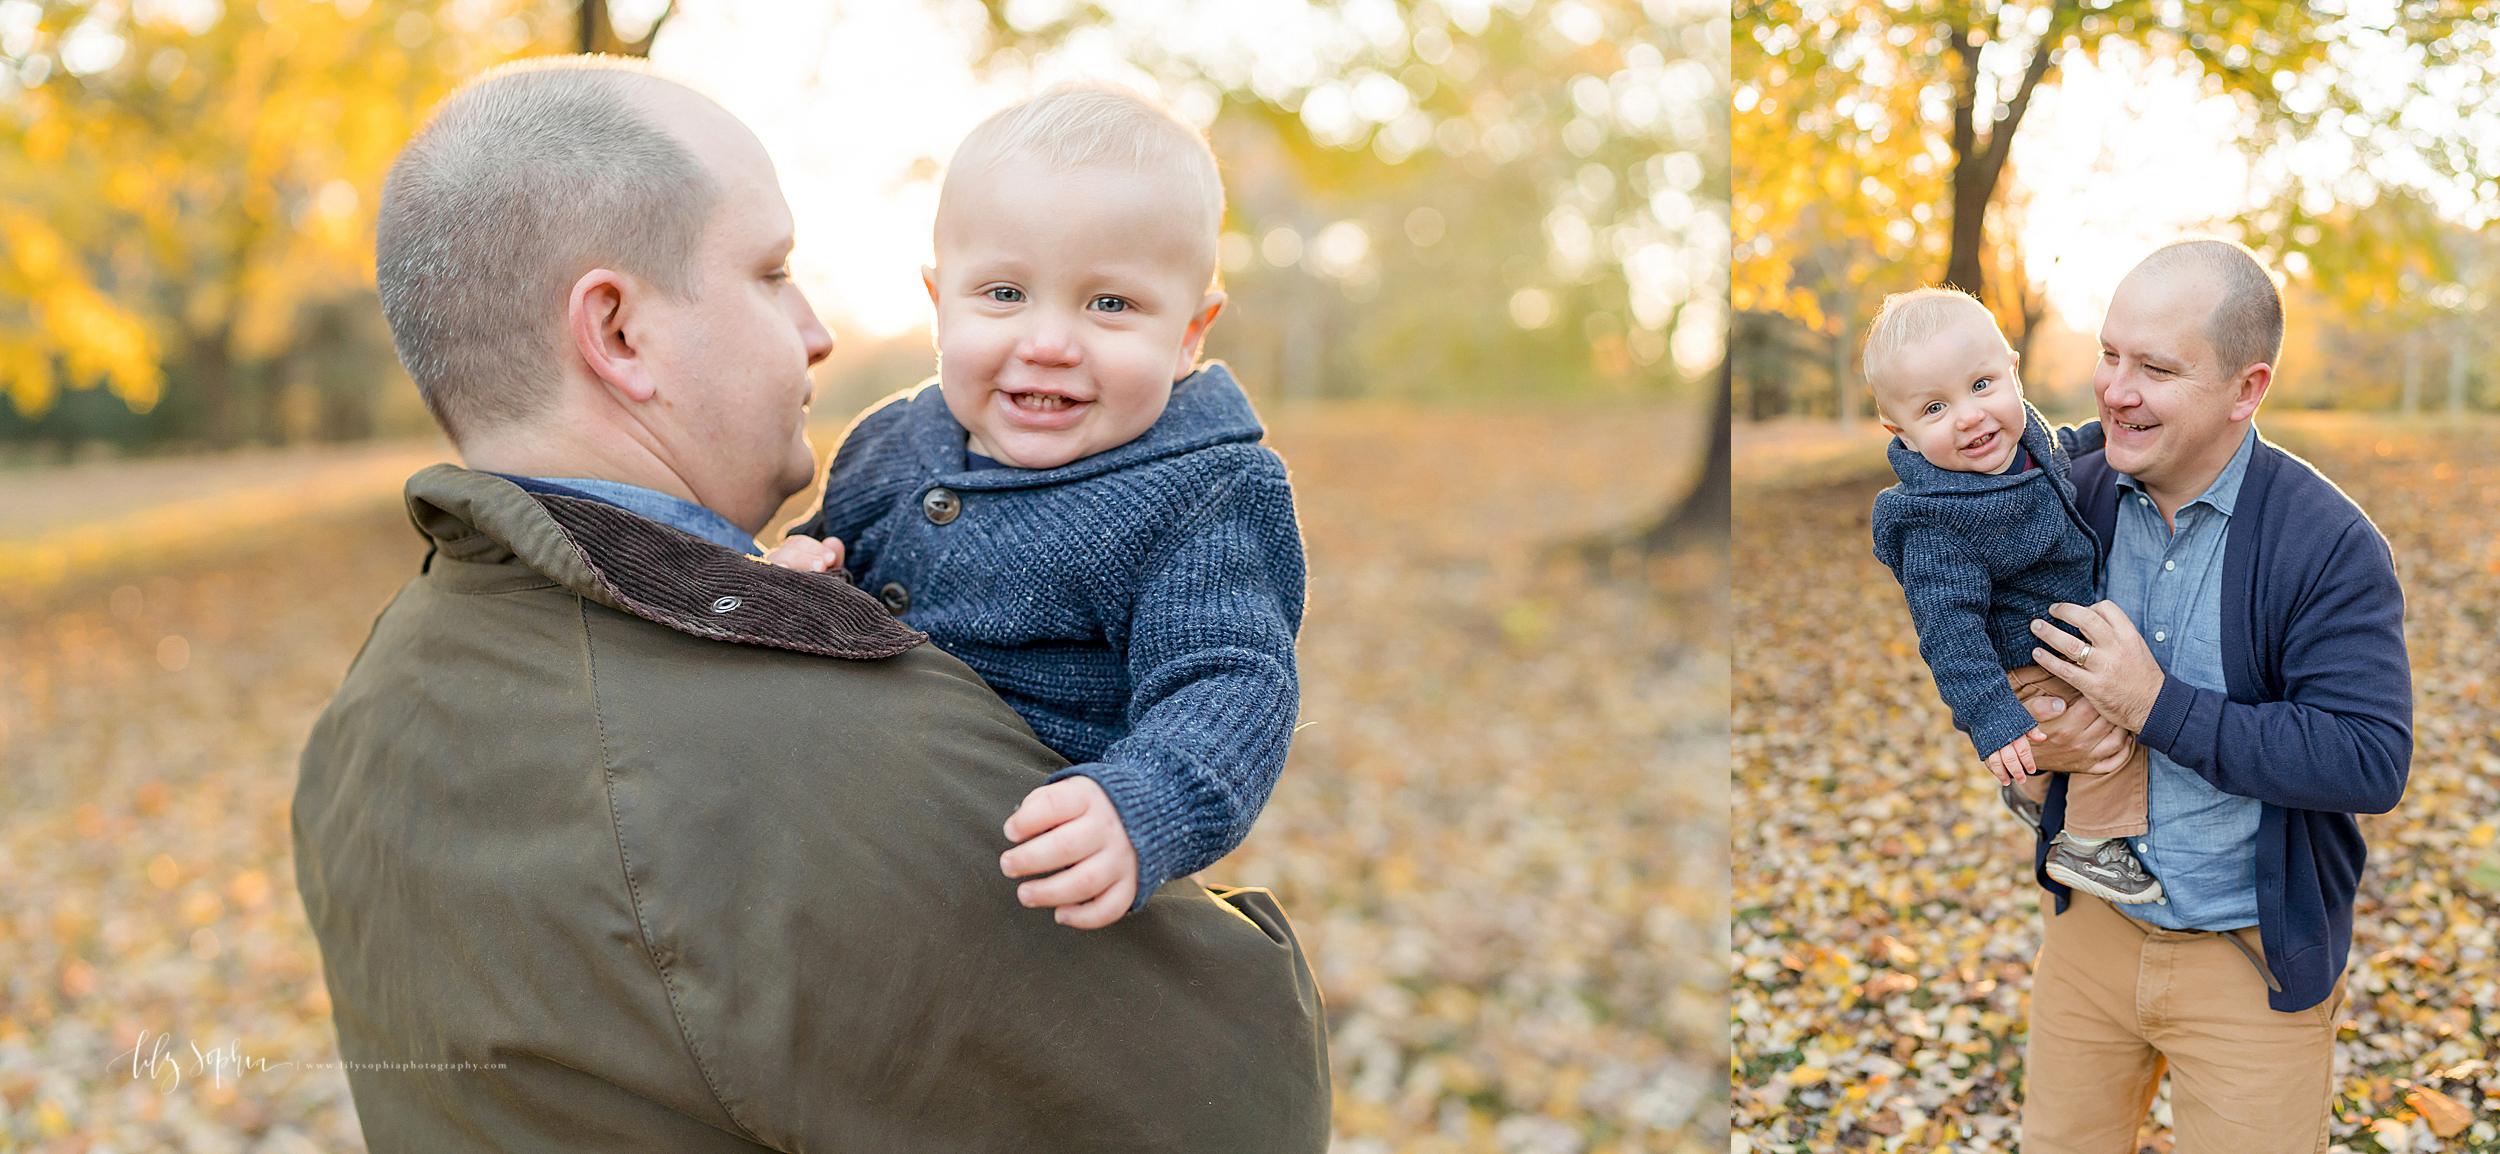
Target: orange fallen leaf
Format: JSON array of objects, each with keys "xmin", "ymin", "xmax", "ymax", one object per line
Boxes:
[
  {"xmin": 2406, "ymin": 1087, "xmax": 2472, "ymax": 1138},
  {"xmin": 1866, "ymin": 934, "xmax": 1918, "ymax": 968}
]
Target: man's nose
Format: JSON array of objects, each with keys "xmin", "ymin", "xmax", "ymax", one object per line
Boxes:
[
  {"xmin": 2096, "ymin": 366, "xmax": 2137, "ymax": 409},
  {"xmin": 789, "ymin": 286, "xmax": 835, "ymax": 367}
]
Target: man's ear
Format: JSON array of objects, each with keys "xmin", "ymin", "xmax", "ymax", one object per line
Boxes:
[
  {"xmin": 2229, "ymin": 361, "xmax": 2272, "ymax": 422},
  {"xmin": 1174, "ymin": 290, "xmax": 1226, "ymax": 380},
  {"xmin": 569, "ymin": 268, "xmax": 657, "ymax": 403}
]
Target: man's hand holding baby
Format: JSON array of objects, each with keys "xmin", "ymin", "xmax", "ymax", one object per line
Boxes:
[
  {"xmin": 1001, "ymin": 776, "xmax": 1139, "ymax": 929},
  {"xmin": 2008, "ymin": 665, "xmax": 2140, "ymax": 778},
  {"xmin": 2029, "ymin": 601, "xmax": 2164, "ymax": 733},
  {"xmin": 762, "ymin": 533, "xmax": 845, "ymax": 574}
]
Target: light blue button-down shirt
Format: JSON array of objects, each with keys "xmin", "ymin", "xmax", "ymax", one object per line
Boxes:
[
  {"xmin": 2102, "ymin": 427, "xmax": 2259, "ymax": 930},
  {"xmin": 528, "ymin": 476, "xmax": 760, "ymax": 555}
]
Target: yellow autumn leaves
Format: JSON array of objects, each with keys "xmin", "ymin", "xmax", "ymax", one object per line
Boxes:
[{"xmin": 0, "ymin": 0, "xmax": 547, "ymax": 429}]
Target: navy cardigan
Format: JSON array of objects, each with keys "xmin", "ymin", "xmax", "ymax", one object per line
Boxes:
[
  {"xmin": 792, "ymin": 365, "xmax": 1305, "ymax": 908},
  {"xmin": 2040, "ymin": 431, "xmax": 2410, "ymax": 1011}
]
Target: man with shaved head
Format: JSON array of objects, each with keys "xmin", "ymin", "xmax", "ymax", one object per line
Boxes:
[
  {"xmin": 2005, "ymin": 238, "xmax": 2410, "ymax": 1151},
  {"xmin": 294, "ymin": 58, "xmax": 1328, "ymax": 1152}
]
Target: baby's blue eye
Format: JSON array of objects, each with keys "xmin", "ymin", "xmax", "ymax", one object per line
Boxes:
[
  {"xmin": 1972, "ymin": 376, "xmax": 1993, "ymax": 392},
  {"xmin": 1923, "ymin": 401, "xmax": 1945, "ymax": 416},
  {"xmin": 987, "ymin": 286, "xmax": 1023, "ymax": 303},
  {"xmin": 1091, "ymin": 295, "xmax": 1130, "ymax": 313}
]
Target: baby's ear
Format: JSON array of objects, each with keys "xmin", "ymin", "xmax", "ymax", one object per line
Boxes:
[
  {"xmin": 1175, "ymin": 290, "xmax": 1227, "ymax": 379},
  {"xmin": 920, "ymin": 266, "xmax": 939, "ymax": 306}
]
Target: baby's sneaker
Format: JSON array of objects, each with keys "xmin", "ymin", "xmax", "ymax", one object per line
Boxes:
[
  {"xmin": 2044, "ymin": 832, "xmax": 2165, "ymax": 905},
  {"xmin": 1999, "ymin": 781, "xmax": 2043, "ymax": 840}
]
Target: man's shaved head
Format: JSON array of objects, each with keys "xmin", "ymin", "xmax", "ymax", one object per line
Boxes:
[
  {"xmin": 2122, "ymin": 238, "xmax": 2283, "ymax": 381},
  {"xmin": 376, "ymin": 58, "xmax": 723, "ymax": 442}
]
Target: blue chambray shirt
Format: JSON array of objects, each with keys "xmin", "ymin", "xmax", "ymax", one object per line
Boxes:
[
  {"xmin": 2103, "ymin": 427, "xmax": 2260, "ymax": 930},
  {"xmin": 527, "ymin": 477, "xmax": 760, "ymax": 555}
]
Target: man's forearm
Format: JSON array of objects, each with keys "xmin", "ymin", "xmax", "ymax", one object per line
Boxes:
[
  {"xmin": 2142, "ymin": 521, "xmax": 2412, "ymax": 814},
  {"xmin": 2138, "ymin": 681, "xmax": 2409, "ymax": 814}
]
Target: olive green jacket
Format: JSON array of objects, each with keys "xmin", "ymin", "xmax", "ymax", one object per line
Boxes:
[{"xmin": 293, "ymin": 466, "xmax": 1330, "ymax": 1152}]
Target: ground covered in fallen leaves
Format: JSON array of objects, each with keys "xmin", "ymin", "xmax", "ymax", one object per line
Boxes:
[
  {"xmin": 0, "ymin": 400, "xmax": 1727, "ymax": 1152},
  {"xmin": 1732, "ymin": 415, "xmax": 2500, "ymax": 1154}
]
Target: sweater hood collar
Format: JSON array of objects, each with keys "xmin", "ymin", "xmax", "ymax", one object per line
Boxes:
[
  {"xmin": 404, "ymin": 465, "xmax": 924, "ymax": 660},
  {"xmin": 1885, "ymin": 402, "xmax": 2074, "ymax": 503},
  {"xmin": 902, "ymin": 362, "xmax": 1267, "ymax": 490}
]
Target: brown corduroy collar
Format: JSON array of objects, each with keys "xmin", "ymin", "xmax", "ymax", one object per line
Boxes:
[{"xmin": 404, "ymin": 464, "xmax": 925, "ymax": 661}]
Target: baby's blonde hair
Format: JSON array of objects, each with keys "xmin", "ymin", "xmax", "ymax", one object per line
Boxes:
[
  {"xmin": 1862, "ymin": 287, "xmax": 2006, "ymax": 390},
  {"xmin": 938, "ymin": 80, "xmax": 1224, "ymax": 285}
]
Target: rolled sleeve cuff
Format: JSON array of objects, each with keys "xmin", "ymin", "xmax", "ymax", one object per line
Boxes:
[
  {"xmin": 2137, "ymin": 673, "xmax": 2197, "ymax": 755},
  {"xmin": 1965, "ymin": 688, "xmax": 2046, "ymax": 761}
]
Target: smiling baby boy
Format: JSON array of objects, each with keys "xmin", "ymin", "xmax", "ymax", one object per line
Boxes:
[
  {"xmin": 770, "ymin": 82, "xmax": 1304, "ymax": 928},
  {"xmin": 1866, "ymin": 288, "xmax": 2163, "ymax": 907}
]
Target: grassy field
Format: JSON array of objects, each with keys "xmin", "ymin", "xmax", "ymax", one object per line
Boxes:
[
  {"xmin": 1732, "ymin": 414, "xmax": 2500, "ymax": 1154},
  {"xmin": 0, "ymin": 400, "xmax": 1728, "ymax": 1152}
]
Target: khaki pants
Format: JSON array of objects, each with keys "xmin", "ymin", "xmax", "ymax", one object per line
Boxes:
[
  {"xmin": 2022, "ymin": 894, "xmax": 2344, "ymax": 1154},
  {"xmin": 2009, "ymin": 666, "xmax": 2149, "ymax": 838}
]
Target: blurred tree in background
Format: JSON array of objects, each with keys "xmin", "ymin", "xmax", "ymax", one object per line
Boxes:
[
  {"xmin": 3, "ymin": 0, "xmax": 1723, "ymax": 475},
  {"xmin": 0, "ymin": 0, "xmax": 666, "ymax": 454},
  {"xmin": 967, "ymin": 0, "xmax": 1729, "ymax": 548},
  {"xmin": 971, "ymin": 0, "xmax": 1727, "ymax": 406},
  {"xmin": 1733, "ymin": 1, "xmax": 2500, "ymax": 423}
]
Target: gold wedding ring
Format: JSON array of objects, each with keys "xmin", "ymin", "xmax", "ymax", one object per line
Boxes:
[{"xmin": 2074, "ymin": 643, "xmax": 2092, "ymax": 665}]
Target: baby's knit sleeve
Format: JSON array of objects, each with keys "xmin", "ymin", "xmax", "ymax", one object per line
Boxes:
[
  {"xmin": 1877, "ymin": 509, "xmax": 2042, "ymax": 759},
  {"xmin": 1047, "ymin": 450, "xmax": 1306, "ymax": 908}
]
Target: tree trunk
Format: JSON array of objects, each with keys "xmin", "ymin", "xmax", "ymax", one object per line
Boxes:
[
  {"xmin": 193, "ymin": 331, "xmax": 238, "ymax": 449},
  {"xmin": 579, "ymin": 0, "xmax": 673, "ymax": 56},
  {"xmin": 2448, "ymin": 335, "xmax": 2468, "ymax": 417},
  {"xmin": 2402, "ymin": 337, "xmax": 2420, "ymax": 415},
  {"xmin": 1941, "ymin": 2, "xmax": 2072, "ymax": 297},
  {"xmin": 1829, "ymin": 291, "xmax": 1854, "ymax": 428},
  {"xmin": 1640, "ymin": 357, "xmax": 1731, "ymax": 554}
]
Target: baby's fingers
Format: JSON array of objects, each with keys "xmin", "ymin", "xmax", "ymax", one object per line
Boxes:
[
  {"xmin": 1015, "ymin": 846, "xmax": 1118, "ymax": 909},
  {"xmin": 1054, "ymin": 874, "xmax": 1137, "ymax": 929},
  {"xmin": 762, "ymin": 535, "xmax": 834, "ymax": 572},
  {"xmin": 1002, "ymin": 779, "xmax": 1090, "ymax": 843},
  {"xmin": 1000, "ymin": 818, "xmax": 1097, "ymax": 879}
]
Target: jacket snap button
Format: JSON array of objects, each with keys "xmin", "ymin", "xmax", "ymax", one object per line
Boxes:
[
  {"xmin": 922, "ymin": 487, "xmax": 961, "ymax": 525},
  {"xmin": 709, "ymin": 596, "xmax": 741, "ymax": 614},
  {"xmin": 878, "ymin": 582, "xmax": 911, "ymax": 615}
]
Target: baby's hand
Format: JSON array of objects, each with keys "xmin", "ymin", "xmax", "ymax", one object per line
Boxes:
[
  {"xmin": 761, "ymin": 533, "xmax": 845, "ymax": 573},
  {"xmin": 1000, "ymin": 776, "xmax": 1139, "ymax": 929},
  {"xmin": 1983, "ymin": 733, "xmax": 2039, "ymax": 786}
]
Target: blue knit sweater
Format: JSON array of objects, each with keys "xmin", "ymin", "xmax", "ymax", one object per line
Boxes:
[
  {"xmin": 793, "ymin": 364, "xmax": 1305, "ymax": 907},
  {"xmin": 2041, "ymin": 433, "xmax": 2410, "ymax": 1012},
  {"xmin": 1870, "ymin": 406, "xmax": 2103, "ymax": 758}
]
